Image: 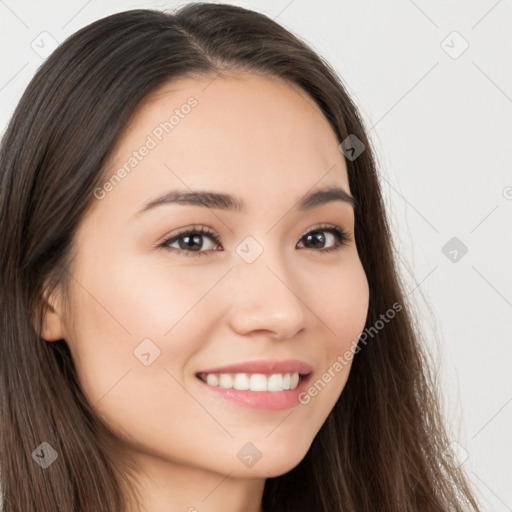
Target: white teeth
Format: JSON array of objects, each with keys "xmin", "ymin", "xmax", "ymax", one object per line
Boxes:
[
  {"xmin": 199, "ymin": 372, "xmax": 302, "ymax": 392},
  {"xmin": 249, "ymin": 374, "xmax": 267, "ymax": 391},
  {"xmin": 267, "ymin": 373, "xmax": 283, "ymax": 391},
  {"xmin": 219, "ymin": 374, "xmax": 233, "ymax": 389},
  {"xmin": 206, "ymin": 373, "xmax": 219, "ymax": 387},
  {"xmin": 233, "ymin": 373, "xmax": 250, "ymax": 390}
]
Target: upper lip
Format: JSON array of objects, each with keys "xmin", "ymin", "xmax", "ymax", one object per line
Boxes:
[{"xmin": 196, "ymin": 359, "xmax": 313, "ymax": 376}]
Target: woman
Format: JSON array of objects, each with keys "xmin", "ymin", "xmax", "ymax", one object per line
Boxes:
[{"xmin": 0, "ymin": 4, "xmax": 481, "ymax": 511}]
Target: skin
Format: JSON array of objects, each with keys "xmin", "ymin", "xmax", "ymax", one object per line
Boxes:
[{"xmin": 41, "ymin": 72, "xmax": 370, "ymax": 512}]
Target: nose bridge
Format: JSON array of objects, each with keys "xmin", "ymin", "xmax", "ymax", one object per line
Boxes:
[{"xmin": 227, "ymin": 240, "xmax": 308, "ymax": 338}]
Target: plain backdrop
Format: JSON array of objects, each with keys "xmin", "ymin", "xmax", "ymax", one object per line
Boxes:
[{"xmin": 1, "ymin": 1, "xmax": 511, "ymax": 510}]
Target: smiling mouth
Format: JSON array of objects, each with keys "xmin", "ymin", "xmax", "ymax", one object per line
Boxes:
[{"xmin": 195, "ymin": 371, "xmax": 309, "ymax": 392}]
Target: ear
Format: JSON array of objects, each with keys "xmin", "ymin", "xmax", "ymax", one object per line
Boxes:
[{"xmin": 38, "ymin": 286, "xmax": 67, "ymax": 342}]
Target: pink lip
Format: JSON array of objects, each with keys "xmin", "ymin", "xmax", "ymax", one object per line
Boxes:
[
  {"xmin": 195, "ymin": 372, "xmax": 314, "ymax": 411},
  {"xmin": 196, "ymin": 358, "xmax": 313, "ymax": 376}
]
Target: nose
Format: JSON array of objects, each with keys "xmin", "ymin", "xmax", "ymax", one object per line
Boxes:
[{"xmin": 226, "ymin": 255, "xmax": 309, "ymax": 340}]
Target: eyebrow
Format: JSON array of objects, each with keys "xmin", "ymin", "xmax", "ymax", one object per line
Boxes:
[{"xmin": 135, "ymin": 184, "xmax": 356, "ymax": 216}]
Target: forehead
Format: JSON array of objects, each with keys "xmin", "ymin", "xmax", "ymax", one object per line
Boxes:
[{"xmin": 98, "ymin": 72, "xmax": 351, "ymax": 215}]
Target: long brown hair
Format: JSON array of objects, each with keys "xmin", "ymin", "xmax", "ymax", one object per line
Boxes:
[{"xmin": 0, "ymin": 4, "xmax": 481, "ymax": 511}]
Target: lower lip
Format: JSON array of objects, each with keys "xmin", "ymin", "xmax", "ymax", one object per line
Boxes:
[{"xmin": 195, "ymin": 374, "xmax": 313, "ymax": 411}]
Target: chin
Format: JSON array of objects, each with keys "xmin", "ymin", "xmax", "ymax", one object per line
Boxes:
[{"xmin": 236, "ymin": 443, "xmax": 311, "ymax": 478}]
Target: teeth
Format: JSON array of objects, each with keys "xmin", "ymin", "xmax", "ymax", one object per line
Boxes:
[
  {"xmin": 233, "ymin": 373, "xmax": 250, "ymax": 390},
  {"xmin": 199, "ymin": 372, "xmax": 301, "ymax": 392},
  {"xmin": 219, "ymin": 374, "xmax": 233, "ymax": 389},
  {"xmin": 206, "ymin": 374, "xmax": 219, "ymax": 387},
  {"xmin": 250, "ymin": 374, "xmax": 267, "ymax": 391},
  {"xmin": 267, "ymin": 373, "xmax": 283, "ymax": 391}
]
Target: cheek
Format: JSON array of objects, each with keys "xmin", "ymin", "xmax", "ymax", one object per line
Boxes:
[
  {"xmin": 65, "ymin": 241, "xmax": 240, "ymax": 404},
  {"xmin": 302, "ymin": 256, "xmax": 369, "ymax": 401},
  {"xmin": 63, "ymin": 252, "xmax": 203, "ymax": 407},
  {"xmin": 63, "ymin": 260, "xmax": 203, "ymax": 452},
  {"xmin": 306, "ymin": 254, "xmax": 370, "ymax": 350}
]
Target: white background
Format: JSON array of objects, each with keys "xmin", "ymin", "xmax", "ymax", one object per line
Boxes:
[{"xmin": 1, "ymin": 1, "xmax": 511, "ymax": 510}]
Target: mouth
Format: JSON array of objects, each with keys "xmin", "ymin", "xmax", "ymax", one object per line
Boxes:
[
  {"xmin": 195, "ymin": 370, "xmax": 314, "ymax": 411},
  {"xmin": 195, "ymin": 371, "xmax": 311, "ymax": 392},
  {"xmin": 193, "ymin": 358, "xmax": 314, "ymax": 410}
]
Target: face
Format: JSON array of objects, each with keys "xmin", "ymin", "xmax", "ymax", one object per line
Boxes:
[{"xmin": 43, "ymin": 72, "xmax": 369, "ymax": 483}]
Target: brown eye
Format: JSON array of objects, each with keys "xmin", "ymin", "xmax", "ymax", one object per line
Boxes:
[
  {"xmin": 297, "ymin": 225, "xmax": 351, "ymax": 253},
  {"xmin": 160, "ymin": 226, "xmax": 222, "ymax": 257}
]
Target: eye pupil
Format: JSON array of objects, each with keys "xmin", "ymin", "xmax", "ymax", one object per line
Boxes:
[
  {"xmin": 304, "ymin": 231, "xmax": 326, "ymax": 249},
  {"xmin": 179, "ymin": 234, "xmax": 203, "ymax": 251}
]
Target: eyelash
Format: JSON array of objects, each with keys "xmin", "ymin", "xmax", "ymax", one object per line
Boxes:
[{"xmin": 158, "ymin": 223, "xmax": 352, "ymax": 258}]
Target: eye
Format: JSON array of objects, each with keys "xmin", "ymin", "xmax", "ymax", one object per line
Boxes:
[
  {"xmin": 296, "ymin": 224, "xmax": 352, "ymax": 254},
  {"xmin": 159, "ymin": 225, "xmax": 221, "ymax": 257},
  {"xmin": 159, "ymin": 223, "xmax": 352, "ymax": 257}
]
